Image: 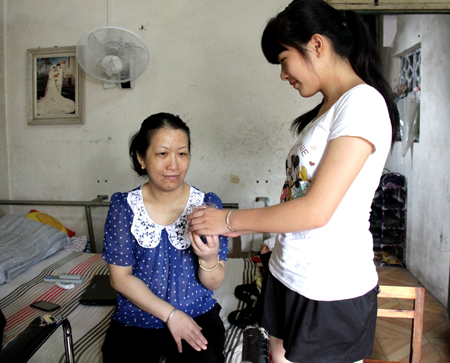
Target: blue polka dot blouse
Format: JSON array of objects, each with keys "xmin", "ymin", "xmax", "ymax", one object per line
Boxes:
[{"xmin": 102, "ymin": 185, "xmax": 228, "ymax": 329}]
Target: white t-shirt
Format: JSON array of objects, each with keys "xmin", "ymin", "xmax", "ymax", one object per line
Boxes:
[{"xmin": 269, "ymin": 84, "xmax": 392, "ymax": 301}]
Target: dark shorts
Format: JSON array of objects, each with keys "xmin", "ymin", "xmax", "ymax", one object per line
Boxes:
[
  {"xmin": 261, "ymin": 272, "xmax": 378, "ymax": 363},
  {"xmin": 102, "ymin": 303, "xmax": 225, "ymax": 363}
]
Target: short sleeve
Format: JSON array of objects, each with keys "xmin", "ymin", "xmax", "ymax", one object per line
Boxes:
[
  {"xmin": 102, "ymin": 192, "xmax": 135, "ymax": 266},
  {"xmin": 203, "ymin": 192, "xmax": 223, "ymax": 210},
  {"xmin": 204, "ymin": 192, "xmax": 228, "ymax": 261},
  {"xmin": 329, "ymin": 85, "xmax": 392, "ymax": 153}
]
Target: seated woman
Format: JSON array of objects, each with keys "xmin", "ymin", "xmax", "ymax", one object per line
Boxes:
[{"xmin": 101, "ymin": 112, "xmax": 228, "ymax": 363}]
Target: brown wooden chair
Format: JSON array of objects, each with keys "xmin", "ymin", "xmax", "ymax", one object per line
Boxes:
[{"xmin": 364, "ymin": 285, "xmax": 425, "ymax": 363}]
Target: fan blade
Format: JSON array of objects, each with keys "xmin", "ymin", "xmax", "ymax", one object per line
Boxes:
[
  {"xmin": 118, "ymin": 44, "xmax": 148, "ymax": 80},
  {"xmin": 118, "ymin": 43, "xmax": 145, "ymax": 58},
  {"xmin": 119, "ymin": 44, "xmax": 148, "ymax": 66},
  {"xmin": 86, "ymin": 33, "xmax": 108, "ymax": 59}
]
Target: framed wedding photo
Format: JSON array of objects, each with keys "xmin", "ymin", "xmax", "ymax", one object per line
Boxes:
[{"xmin": 27, "ymin": 46, "xmax": 84, "ymax": 125}]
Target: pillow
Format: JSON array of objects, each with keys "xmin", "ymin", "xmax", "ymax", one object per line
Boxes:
[
  {"xmin": 0, "ymin": 215, "xmax": 71, "ymax": 283},
  {"xmin": 26, "ymin": 209, "xmax": 75, "ymax": 237}
]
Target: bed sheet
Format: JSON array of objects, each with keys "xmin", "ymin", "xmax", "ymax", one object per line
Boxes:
[{"xmin": 0, "ymin": 251, "xmax": 257, "ymax": 363}]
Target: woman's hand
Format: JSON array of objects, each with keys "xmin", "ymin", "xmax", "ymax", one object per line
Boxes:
[
  {"xmin": 189, "ymin": 231, "xmax": 226, "ymax": 290},
  {"xmin": 109, "ymin": 265, "xmax": 208, "ymax": 353},
  {"xmin": 190, "ymin": 231, "xmax": 220, "ymax": 262},
  {"xmin": 166, "ymin": 309, "xmax": 208, "ymax": 353},
  {"xmin": 188, "ymin": 208, "xmax": 257, "ymax": 238},
  {"xmin": 187, "ymin": 207, "xmax": 230, "ymax": 236}
]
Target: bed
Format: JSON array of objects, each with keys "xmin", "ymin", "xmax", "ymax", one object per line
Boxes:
[{"xmin": 0, "ymin": 213, "xmax": 262, "ymax": 363}]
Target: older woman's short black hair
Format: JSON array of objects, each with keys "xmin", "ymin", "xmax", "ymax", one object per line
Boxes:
[{"xmin": 129, "ymin": 113, "xmax": 191, "ymax": 176}]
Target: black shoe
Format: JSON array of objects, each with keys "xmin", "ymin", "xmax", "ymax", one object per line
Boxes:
[{"xmin": 228, "ymin": 307, "xmax": 258, "ymax": 329}]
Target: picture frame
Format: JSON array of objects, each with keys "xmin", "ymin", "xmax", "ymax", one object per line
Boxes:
[{"xmin": 27, "ymin": 46, "xmax": 84, "ymax": 125}]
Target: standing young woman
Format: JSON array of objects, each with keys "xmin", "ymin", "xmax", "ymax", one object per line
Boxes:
[
  {"xmin": 101, "ymin": 113, "xmax": 228, "ymax": 363},
  {"xmin": 188, "ymin": 0, "xmax": 399, "ymax": 362}
]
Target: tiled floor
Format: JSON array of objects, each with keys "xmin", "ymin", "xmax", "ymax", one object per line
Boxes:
[{"xmin": 370, "ymin": 263, "xmax": 450, "ymax": 362}]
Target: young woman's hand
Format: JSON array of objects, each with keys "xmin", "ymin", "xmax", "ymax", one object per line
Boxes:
[
  {"xmin": 166, "ymin": 309, "xmax": 208, "ymax": 353},
  {"xmin": 188, "ymin": 208, "xmax": 257, "ymax": 238},
  {"xmin": 187, "ymin": 207, "xmax": 229, "ymax": 236}
]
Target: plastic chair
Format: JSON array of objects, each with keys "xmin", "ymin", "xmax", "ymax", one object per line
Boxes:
[
  {"xmin": 364, "ymin": 285, "xmax": 425, "ymax": 363},
  {"xmin": 0, "ymin": 315, "xmax": 74, "ymax": 363}
]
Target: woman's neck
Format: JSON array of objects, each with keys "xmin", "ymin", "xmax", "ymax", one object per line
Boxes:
[
  {"xmin": 143, "ymin": 182, "xmax": 189, "ymax": 204},
  {"xmin": 141, "ymin": 182, "xmax": 191, "ymax": 226},
  {"xmin": 318, "ymin": 61, "xmax": 365, "ymax": 118}
]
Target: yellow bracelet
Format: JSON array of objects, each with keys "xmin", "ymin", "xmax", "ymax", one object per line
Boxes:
[{"xmin": 199, "ymin": 256, "xmax": 220, "ymax": 271}]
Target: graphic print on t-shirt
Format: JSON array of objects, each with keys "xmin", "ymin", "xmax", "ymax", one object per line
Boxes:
[{"xmin": 281, "ymin": 141, "xmax": 312, "ymax": 203}]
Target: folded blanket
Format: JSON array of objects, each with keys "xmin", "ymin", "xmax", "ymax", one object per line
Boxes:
[
  {"xmin": 65, "ymin": 235, "xmax": 88, "ymax": 252},
  {"xmin": 0, "ymin": 215, "xmax": 71, "ymax": 283}
]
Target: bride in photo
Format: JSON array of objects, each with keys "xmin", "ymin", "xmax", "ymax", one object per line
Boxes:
[{"xmin": 37, "ymin": 64, "xmax": 76, "ymax": 116}]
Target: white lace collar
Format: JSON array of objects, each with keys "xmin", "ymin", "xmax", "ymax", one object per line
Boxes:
[{"xmin": 128, "ymin": 186, "xmax": 204, "ymax": 249}]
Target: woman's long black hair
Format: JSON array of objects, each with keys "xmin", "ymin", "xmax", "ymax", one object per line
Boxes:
[{"xmin": 261, "ymin": 0, "xmax": 399, "ymax": 143}]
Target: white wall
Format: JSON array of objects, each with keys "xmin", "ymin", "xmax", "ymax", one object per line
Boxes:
[
  {"xmin": 381, "ymin": 14, "xmax": 450, "ymax": 306},
  {"xmin": 0, "ymin": 0, "xmax": 321, "ymax": 251},
  {"xmin": 0, "ymin": 0, "xmax": 9, "ymax": 201}
]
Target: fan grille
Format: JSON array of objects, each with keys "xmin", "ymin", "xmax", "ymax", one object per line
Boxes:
[{"xmin": 77, "ymin": 26, "xmax": 149, "ymax": 83}]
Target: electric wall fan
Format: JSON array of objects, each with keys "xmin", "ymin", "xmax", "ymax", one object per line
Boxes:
[{"xmin": 76, "ymin": 26, "xmax": 149, "ymax": 83}]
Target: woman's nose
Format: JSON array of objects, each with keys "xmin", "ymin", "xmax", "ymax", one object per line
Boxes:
[
  {"xmin": 167, "ymin": 155, "xmax": 178, "ymax": 170},
  {"xmin": 280, "ymin": 67, "xmax": 289, "ymax": 81}
]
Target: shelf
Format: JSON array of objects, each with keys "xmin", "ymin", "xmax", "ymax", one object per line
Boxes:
[{"xmin": 370, "ymin": 173, "xmax": 407, "ymax": 266}]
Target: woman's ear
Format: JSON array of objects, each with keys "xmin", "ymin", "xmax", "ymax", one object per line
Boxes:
[
  {"xmin": 309, "ymin": 34, "xmax": 325, "ymax": 58},
  {"xmin": 137, "ymin": 153, "xmax": 145, "ymax": 167}
]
